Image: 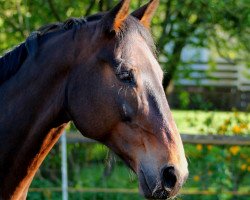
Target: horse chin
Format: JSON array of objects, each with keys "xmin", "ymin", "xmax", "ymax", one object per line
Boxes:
[
  {"xmin": 138, "ymin": 170, "xmax": 176, "ymax": 200},
  {"xmin": 139, "ymin": 180, "xmax": 173, "ymax": 199}
]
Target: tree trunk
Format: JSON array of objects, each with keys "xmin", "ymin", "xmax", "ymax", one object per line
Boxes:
[{"xmin": 162, "ymin": 40, "xmax": 186, "ymax": 91}]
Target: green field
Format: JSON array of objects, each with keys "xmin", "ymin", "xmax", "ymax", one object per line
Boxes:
[{"xmin": 172, "ymin": 110, "xmax": 249, "ymax": 135}]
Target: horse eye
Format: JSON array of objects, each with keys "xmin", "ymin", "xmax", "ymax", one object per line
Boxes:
[{"xmin": 116, "ymin": 71, "xmax": 135, "ymax": 84}]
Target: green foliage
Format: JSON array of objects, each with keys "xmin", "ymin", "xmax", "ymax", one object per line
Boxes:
[
  {"xmin": 28, "ymin": 143, "xmax": 250, "ymax": 200},
  {"xmin": 152, "ymin": 0, "xmax": 250, "ymax": 87},
  {"xmin": 177, "ymin": 92, "xmax": 215, "ymax": 110},
  {"xmin": 0, "ymin": 0, "xmax": 105, "ymax": 54},
  {"xmin": 197, "ymin": 111, "xmax": 250, "ymax": 135},
  {"xmin": 172, "ymin": 110, "xmax": 250, "ymax": 135},
  {"xmin": 0, "ymin": 0, "xmax": 249, "ymax": 88},
  {"xmin": 179, "ymin": 91, "xmax": 190, "ymax": 109},
  {"xmin": 185, "ymin": 144, "xmax": 250, "ymax": 200}
]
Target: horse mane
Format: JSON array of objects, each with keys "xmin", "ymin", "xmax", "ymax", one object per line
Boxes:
[
  {"xmin": 0, "ymin": 43, "xmax": 28, "ymax": 85},
  {"xmin": 0, "ymin": 15, "xmax": 103, "ymax": 86},
  {"xmin": 0, "ymin": 12, "xmax": 155, "ymax": 86}
]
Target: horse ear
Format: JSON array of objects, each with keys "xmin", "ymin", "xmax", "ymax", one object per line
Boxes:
[
  {"xmin": 102, "ymin": 0, "xmax": 130, "ymax": 33},
  {"xmin": 131, "ymin": 0, "xmax": 159, "ymax": 28}
]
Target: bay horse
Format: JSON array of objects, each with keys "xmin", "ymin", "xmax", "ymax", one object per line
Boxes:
[{"xmin": 0, "ymin": 0, "xmax": 188, "ymax": 199}]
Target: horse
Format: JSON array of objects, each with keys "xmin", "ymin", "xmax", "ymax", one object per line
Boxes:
[{"xmin": 0, "ymin": 0, "xmax": 188, "ymax": 199}]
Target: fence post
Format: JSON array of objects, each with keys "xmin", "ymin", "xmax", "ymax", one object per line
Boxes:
[{"xmin": 61, "ymin": 131, "xmax": 68, "ymax": 200}]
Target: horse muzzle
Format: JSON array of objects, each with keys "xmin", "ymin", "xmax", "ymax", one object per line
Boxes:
[{"xmin": 138, "ymin": 164, "xmax": 188, "ymax": 199}]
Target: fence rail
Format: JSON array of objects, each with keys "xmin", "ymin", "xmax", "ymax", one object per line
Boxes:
[
  {"xmin": 29, "ymin": 187, "xmax": 250, "ymax": 196},
  {"xmin": 67, "ymin": 132, "xmax": 250, "ymax": 146}
]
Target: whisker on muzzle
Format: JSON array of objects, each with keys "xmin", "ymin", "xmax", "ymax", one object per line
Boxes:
[{"xmin": 152, "ymin": 178, "xmax": 162, "ymax": 196}]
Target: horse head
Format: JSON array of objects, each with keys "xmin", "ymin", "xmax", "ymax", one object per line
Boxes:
[{"xmin": 66, "ymin": 0, "xmax": 188, "ymax": 199}]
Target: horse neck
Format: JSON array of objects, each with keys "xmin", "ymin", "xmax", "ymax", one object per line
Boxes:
[{"xmin": 0, "ymin": 32, "xmax": 73, "ymax": 199}]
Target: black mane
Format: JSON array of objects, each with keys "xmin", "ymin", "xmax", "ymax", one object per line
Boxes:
[
  {"xmin": 0, "ymin": 15, "xmax": 101, "ymax": 86},
  {"xmin": 0, "ymin": 43, "xmax": 27, "ymax": 85}
]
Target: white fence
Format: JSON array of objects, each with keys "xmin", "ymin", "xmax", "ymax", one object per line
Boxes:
[{"xmin": 176, "ymin": 62, "xmax": 250, "ymax": 92}]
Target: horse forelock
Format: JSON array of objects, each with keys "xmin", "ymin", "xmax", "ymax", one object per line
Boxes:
[{"xmin": 116, "ymin": 16, "xmax": 157, "ymax": 58}]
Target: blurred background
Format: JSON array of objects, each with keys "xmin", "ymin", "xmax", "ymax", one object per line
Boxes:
[{"xmin": 0, "ymin": 0, "xmax": 249, "ymax": 199}]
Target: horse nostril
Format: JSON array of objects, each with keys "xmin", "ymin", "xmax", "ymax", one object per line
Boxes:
[{"xmin": 161, "ymin": 166, "xmax": 177, "ymax": 191}]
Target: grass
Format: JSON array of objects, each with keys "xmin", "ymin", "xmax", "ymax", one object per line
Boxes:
[{"xmin": 172, "ymin": 110, "xmax": 250, "ymax": 135}]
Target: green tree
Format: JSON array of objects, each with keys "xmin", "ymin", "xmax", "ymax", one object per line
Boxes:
[
  {"xmin": 152, "ymin": 0, "xmax": 250, "ymax": 89},
  {"xmin": 0, "ymin": 0, "xmax": 249, "ymax": 90}
]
